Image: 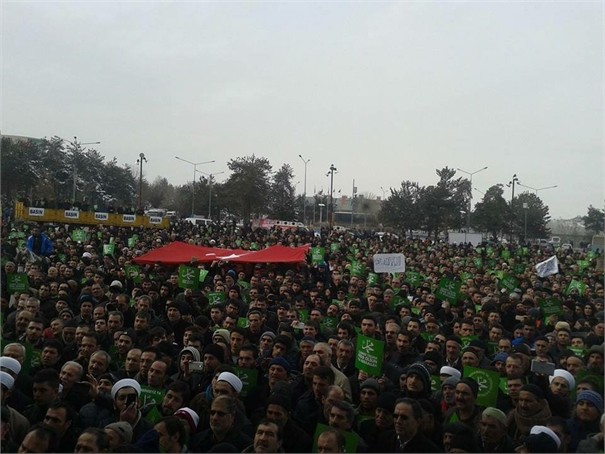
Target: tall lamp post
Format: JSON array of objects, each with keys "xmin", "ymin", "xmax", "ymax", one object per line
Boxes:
[
  {"xmin": 299, "ymin": 155, "xmax": 310, "ymax": 224},
  {"xmin": 71, "ymin": 137, "xmax": 101, "ymax": 203},
  {"xmin": 523, "ymin": 202, "xmax": 528, "ymax": 243},
  {"xmin": 507, "ymin": 174, "xmax": 519, "ymax": 241},
  {"xmin": 517, "ymin": 183, "xmax": 558, "ymax": 195},
  {"xmin": 136, "ymin": 153, "xmax": 147, "ymax": 210},
  {"xmin": 196, "ymin": 170, "xmax": 225, "ymax": 219},
  {"xmin": 175, "ymin": 156, "xmax": 215, "ymax": 216},
  {"xmin": 327, "ymin": 164, "xmax": 337, "ymax": 229},
  {"xmin": 457, "ymin": 166, "xmax": 488, "ymax": 241}
]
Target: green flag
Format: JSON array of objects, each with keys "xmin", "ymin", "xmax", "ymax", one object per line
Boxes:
[
  {"xmin": 577, "ymin": 260, "xmax": 589, "ymax": 271},
  {"xmin": 207, "ymin": 292, "xmax": 226, "ymax": 305},
  {"xmin": 459, "ymin": 271, "xmax": 473, "ymax": 283},
  {"xmin": 405, "ymin": 271, "xmax": 422, "ymax": 287},
  {"xmin": 103, "ymin": 244, "xmax": 115, "ymax": 256},
  {"xmin": 128, "ymin": 237, "xmax": 136, "ymax": 248},
  {"xmin": 237, "ymin": 317, "xmax": 249, "ymax": 328},
  {"xmin": 232, "ymin": 366, "xmax": 258, "ymax": 398},
  {"xmin": 430, "ymin": 375, "xmax": 440, "ymax": 393},
  {"xmin": 298, "ymin": 309, "xmax": 309, "ymax": 322},
  {"xmin": 330, "ymin": 242, "xmax": 340, "ymax": 253},
  {"xmin": 473, "ymin": 257, "xmax": 483, "ymax": 268},
  {"xmin": 311, "ymin": 247, "xmax": 325, "ymax": 265},
  {"xmin": 500, "ymin": 274, "xmax": 519, "ymax": 292},
  {"xmin": 350, "ymin": 261, "xmax": 365, "ymax": 278},
  {"xmin": 513, "ymin": 263, "xmax": 525, "ymax": 275},
  {"xmin": 238, "ymin": 280, "xmax": 250, "ymax": 289},
  {"xmin": 463, "ymin": 366, "xmax": 499, "ymax": 407},
  {"xmin": 355, "ymin": 334, "xmax": 384, "ymax": 377},
  {"xmin": 71, "ymin": 229, "xmax": 86, "ymax": 242},
  {"xmin": 320, "ymin": 317, "xmax": 338, "ymax": 333},
  {"xmin": 435, "ymin": 278, "xmax": 461, "ymax": 304},
  {"xmin": 539, "ymin": 298, "xmax": 563, "ymax": 316},
  {"xmin": 198, "ymin": 269, "xmax": 209, "ymax": 283},
  {"xmin": 566, "ymin": 279, "xmax": 587, "ymax": 296},
  {"xmin": 366, "ymin": 273, "xmax": 378, "ymax": 286},
  {"xmin": 501, "ymin": 250, "xmax": 511, "ymax": 260},
  {"xmin": 178, "ymin": 265, "xmax": 199, "ymax": 289},
  {"xmin": 460, "ymin": 335, "xmax": 477, "ymax": 348},
  {"xmin": 124, "ymin": 265, "xmax": 141, "ymax": 284},
  {"xmin": 6, "ymin": 273, "xmax": 29, "ymax": 293}
]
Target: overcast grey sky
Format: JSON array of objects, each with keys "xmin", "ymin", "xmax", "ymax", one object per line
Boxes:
[{"xmin": 2, "ymin": 1, "xmax": 602, "ymax": 219}]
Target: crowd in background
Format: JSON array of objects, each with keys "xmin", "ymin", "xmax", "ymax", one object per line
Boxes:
[{"xmin": 0, "ymin": 218, "xmax": 603, "ymax": 453}]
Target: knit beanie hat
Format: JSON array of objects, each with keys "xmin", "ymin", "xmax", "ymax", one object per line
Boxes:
[
  {"xmin": 576, "ymin": 390, "xmax": 604, "ymax": 414},
  {"xmin": 406, "ymin": 362, "xmax": 431, "ymax": 391},
  {"xmin": 203, "ymin": 344, "xmax": 225, "ymax": 363},
  {"xmin": 459, "ymin": 378, "xmax": 479, "ymax": 397}
]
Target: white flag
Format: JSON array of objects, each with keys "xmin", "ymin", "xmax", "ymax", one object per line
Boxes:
[{"xmin": 535, "ymin": 255, "xmax": 559, "ymax": 278}]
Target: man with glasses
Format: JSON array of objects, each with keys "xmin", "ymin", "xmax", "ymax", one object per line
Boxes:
[{"xmin": 190, "ymin": 395, "xmax": 252, "ymax": 452}]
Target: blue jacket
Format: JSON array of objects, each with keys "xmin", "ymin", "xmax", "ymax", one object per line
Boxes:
[{"xmin": 26, "ymin": 234, "xmax": 53, "ymax": 256}]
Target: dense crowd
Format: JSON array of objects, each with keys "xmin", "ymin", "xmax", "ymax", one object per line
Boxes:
[{"xmin": 0, "ymin": 219, "xmax": 603, "ymax": 453}]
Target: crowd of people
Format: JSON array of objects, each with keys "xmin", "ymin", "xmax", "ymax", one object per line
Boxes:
[{"xmin": 0, "ymin": 218, "xmax": 603, "ymax": 453}]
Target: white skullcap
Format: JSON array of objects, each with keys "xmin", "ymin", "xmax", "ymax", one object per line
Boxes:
[
  {"xmin": 217, "ymin": 372, "xmax": 243, "ymax": 394},
  {"xmin": 0, "ymin": 357, "xmax": 21, "ymax": 375},
  {"xmin": 0, "ymin": 371, "xmax": 15, "ymax": 390},
  {"xmin": 549, "ymin": 369, "xmax": 575, "ymax": 390},
  {"xmin": 174, "ymin": 407, "xmax": 200, "ymax": 432},
  {"xmin": 439, "ymin": 366, "xmax": 462, "ymax": 380},
  {"xmin": 111, "ymin": 378, "xmax": 141, "ymax": 399},
  {"xmin": 530, "ymin": 425, "xmax": 561, "ymax": 449}
]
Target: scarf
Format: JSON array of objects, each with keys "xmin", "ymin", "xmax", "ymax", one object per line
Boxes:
[{"xmin": 510, "ymin": 400, "xmax": 552, "ymax": 441}]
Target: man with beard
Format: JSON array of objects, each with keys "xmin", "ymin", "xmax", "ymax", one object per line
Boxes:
[
  {"xmin": 476, "ymin": 407, "xmax": 514, "ymax": 453},
  {"xmin": 376, "ymin": 398, "xmax": 441, "ymax": 452},
  {"xmin": 242, "ymin": 419, "xmax": 284, "ymax": 453}
]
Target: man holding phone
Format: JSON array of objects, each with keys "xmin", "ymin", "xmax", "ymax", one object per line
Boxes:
[{"xmin": 99, "ymin": 378, "xmax": 152, "ymax": 444}]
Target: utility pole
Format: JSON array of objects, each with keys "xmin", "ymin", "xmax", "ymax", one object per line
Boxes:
[
  {"xmin": 457, "ymin": 166, "xmax": 488, "ymax": 242},
  {"xmin": 328, "ymin": 164, "xmax": 337, "ymax": 230},
  {"xmin": 508, "ymin": 174, "xmax": 519, "ymax": 241},
  {"xmin": 137, "ymin": 153, "xmax": 147, "ymax": 210},
  {"xmin": 299, "ymin": 155, "xmax": 310, "ymax": 224}
]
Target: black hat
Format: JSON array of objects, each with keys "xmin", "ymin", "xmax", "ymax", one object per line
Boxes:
[
  {"xmin": 459, "ymin": 378, "xmax": 479, "ymax": 397},
  {"xmin": 203, "ymin": 344, "xmax": 225, "ymax": 363}
]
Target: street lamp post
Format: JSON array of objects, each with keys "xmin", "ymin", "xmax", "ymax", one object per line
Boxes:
[
  {"xmin": 318, "ymin": 203, "xmax": 325, "ymax": 224},
  {"xmin": 136, "ymin": 153, "xmax": 147, "ymax": 210},
  {"xmin": 196, "ymin": 170, "xmax": 225, "ymax": 219},
  {"xmin": 328, "ymin": 164, "xmax": 337, "ymax": 230},
  {"xmin": 299, "ymin": 155, "xmax": 310, "ymax": 224},
  {"xmin": 71, "ymin": 137, "xmax": 101, "ymax": 204},
  {"xmin": 507, "ymin": 174, "xmax": 519, "ymax": 241},
  {"xmin": 517, "ymin": 182, "xmax": 558, "ymax": 195},
  {"xmin": 457, "ymin": 166, "xmax": 488, "ymax": 242},
  {"xmin": 175, "ymin": 156, "xmax": 215, "ymax": 216},
  {"xmin": 523, "ymin": 202, "xmax": 528, "ymax": 243}
]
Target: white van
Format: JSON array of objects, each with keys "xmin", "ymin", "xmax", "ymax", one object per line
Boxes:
[{"xmin": 185, "ymin": 217, "xmax": 212, "ymax": 227}]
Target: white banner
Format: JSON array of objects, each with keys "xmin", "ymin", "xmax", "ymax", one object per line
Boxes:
[
  {"xmin": 123, "ymin": 215, "xmax": 136, "ymax": 223},
  {"xmin": 149, "ymin": 216, "xmax": 163, "ymax": 224},
  {"xmin": 64, "ymin": 210, "xmax": 80, "ymax": 219},
  {"xmin": 535, "ymin": 255, "xmax": 559, "ymax": 278},
  {"xmin": 373, "ymin": 253, "xmax": 406, "ymax": 273},
  {"xmin": 28, "ymin": 207, "xmax": 45, "ymax": 217},
  {"xmin": 94, "ymin": 212, "xmax": 109, "ymax": 221}
]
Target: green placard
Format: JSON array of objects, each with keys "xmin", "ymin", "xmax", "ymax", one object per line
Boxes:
[
  {"xmin": 124, "ymin": 265, "xmax": 141, "ymax": 284},
  {"xmin": 178, "ymin": 265, "xmax": 200, "ymax": 290},
  {"xmin": 207, "ymin": 291, "xmax": 226, "ymax": 305},
  {"xmin": 140, "ymin": 386, "xmax": 165, "ymax": 413},
  {"xmin": 232, "ymin": 366, "xmax": 258, "ymax": 398},
  {"xmin": 566, "ymin": 279, "xmax": 587, "ymax": 296},
  {"xmin": 499, "ymin": 377, "xmax": 509, "ymax": 395},
  {"xmin": 23, "ymin": 343, "xmax": 41, "ymax": 373},
  {"xmin": 298, "ymin": 309, "xmax": 309, "ymax": 322},
  {"xmin": 501, "ymin": 250, "xmax": 511, "ymax": 260},
  {"xmin": 198, "ymin": 269, "xmax": 209, "ymax": 283},
  {"xmin": 405, "ymin": 271, "xmax": 422, "ymax": 287},
  {"xmin": 435, "ymin": 278, "xmax": 460, "ymax": 304},
  {"xmin": 350, "ymin": 261, "xmax": 365, "ymax": 278},
  {"xmin": 330, "ymin": 242, "xmax": 340, "ymax": 253},
  {"xmin": 460, "ymin": 335, "xmax": 477, "ymax": 348},
  {"xmin": 569, "ymin": 347, "xmax": 585, "ymax": 358},
  {"xmin": 577, "ymin": 260, "xmax": 590, "ymax": 271},
  {"xmin": 473, "ymin": 257, "xmax": 483, "ymax": 268},
  {"xmin": 486, "ymin": 247, "xmax": 495, "ymax": 257},
  {"xmin": 237, "ymin": 317, "xmax": 249, "ymax": 328},
  {"xmin": 539, "ymin": 298, "xmax": 563, "ymax": 316},
  {"xmin": 354, "ymin": 334, "xmax": 385, "ymax": 377},
  {"xmin": 6, "ymin": 273, "xmax": 29, "ymax": 293},
  {"xmin": 586, "ymin": 251, "xmax": 596, "ymax": 260},
  {"xmin": 103, "ymin": 244, "xmax": 115, "ymax": 256},
  {"xmin": 250, "ymin": 242, "xmax": 259, "ymax": 251},
  {"xmin": 311, "ymin": 247, "xmax": 325, "ymax": 265},
  {"xmin": 72, "ymin": 229, "xmax": 86, "ymax": 242},
  {"xmin": 128, "ymin": 237, "xmax": 136, "ymax": 248},
  {"xmin": 321, "ymin": 317, "xmax": 338, "ymax": 332},
  {"xmin": 513, "ymin": 264, "xmax": 525, "ymax": 275},
  {"xmin": 366, "ymin": 273, "xmax": 378, "ymax": 286},
  {"xmin": 430, "ymin": 375, "xmax": 440, "ymax": 393},
  {"xmin": 500, "ymin": 274, "xmax": 519, "ymax": 292},
  {"xmin": 238, "ymin": 280, "xmax": 250, "ymax": 289},
  {"xmin": 459, "ymin": 272, "xmax": 473, "ymax": 283},
  {"xmin": 463, "ymin": 366, "xmax": 499, "ymax": 407},
  {"xmin": 313, "ymin": 423, "xmax": 359, "ymax": 453}
]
